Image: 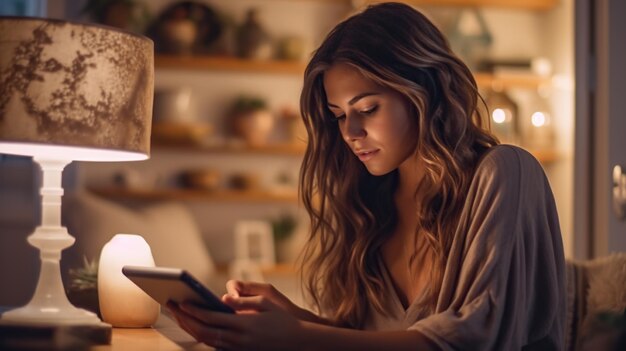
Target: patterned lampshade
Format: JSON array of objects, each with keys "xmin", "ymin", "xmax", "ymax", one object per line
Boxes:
[{"xmin": 0, "ymin": 17, "xmax": 154, "ymax": 161}]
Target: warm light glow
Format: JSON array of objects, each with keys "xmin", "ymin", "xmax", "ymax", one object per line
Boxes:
[
  {"xmin": 0, "ymin": 142, "xmax": 148, "ymax": 161},
  {"xmin": 98, "ymin": 234, "xmax": 159, "ymax": 328},
  {"xmin": 492, "ymin": 108, "xmax": 507, "ymax": 124},
  {"xmin": 531, "ymin": 57, "xmax": 552, "ymax": 76},
  {"xmin": 40, "ymin": 308, "xmax": 61, "ymax": 313},
  {"xmin": 531, "ymin": 112, "xmax": 547, "ymax": 127}
]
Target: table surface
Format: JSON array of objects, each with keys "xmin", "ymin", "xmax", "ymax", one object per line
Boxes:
[
  {"xmin": 91, "ymin": 311, "xmax": 215, "ymax": 351},
  {"xmin": 91, "ymin": 328, "xmax": 214, "ymax": 351},
  {"xmin": 0, "ymin": 307, "xmax": 214, "ymax": 351}
]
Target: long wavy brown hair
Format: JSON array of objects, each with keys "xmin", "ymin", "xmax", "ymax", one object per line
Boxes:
[{"xmin": 299, "ymin": 2, "xmax": 499, "ymax": 328}]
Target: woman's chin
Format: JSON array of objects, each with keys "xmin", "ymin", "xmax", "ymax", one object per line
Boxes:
[{"xmin": 364, "ymin": 164, "xmax": 394, "ymax": 176}]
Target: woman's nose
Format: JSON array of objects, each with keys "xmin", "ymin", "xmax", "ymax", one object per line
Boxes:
[{"xmin": 341, "ymin": 114, "xmax": 366, "ymax": 142}]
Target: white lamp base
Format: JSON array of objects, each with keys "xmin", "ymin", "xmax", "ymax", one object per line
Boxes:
[
  {"xmin": 1, "ymin": 307, "xmax": 102, "ymax": 326},
  {"xmin": 0, "ymin": 159, "xmax": 108, "ymax": 329}
]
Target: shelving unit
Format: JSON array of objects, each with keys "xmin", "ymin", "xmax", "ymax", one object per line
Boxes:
[
  {"xmin": 145, "ymin": 0, "xmax": 563, "ymax": 210},
  {"xmin": 155, "ymin": 55, "xmax": 550, "ymax": 90},
  {"xmin": 91, "ymin": 143, "xmax": 559, "ymax": 203}
]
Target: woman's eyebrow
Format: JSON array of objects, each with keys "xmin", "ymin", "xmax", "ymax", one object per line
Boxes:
[{"xmin": 327, "ymin": 92, "xmax": 381, "ymax": 108}]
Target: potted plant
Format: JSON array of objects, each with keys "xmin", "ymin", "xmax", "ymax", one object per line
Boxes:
[
  {"xmin": 229, "ymin": 95, "xmax": 275, "ymax": 146},
  {"xmin": 270, "ymin": 213, "xmax": 298, "ymax": 263},
  {"xmin": 66, "ymin": 256, "xmax": 101, "ymax": 317}
]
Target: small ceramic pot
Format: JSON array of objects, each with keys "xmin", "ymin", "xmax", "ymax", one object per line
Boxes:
[{"xmin": 231, "ymin": 109, "xmax": 274, "ymax": 146}]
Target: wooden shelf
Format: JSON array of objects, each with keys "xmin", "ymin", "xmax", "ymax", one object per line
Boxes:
[
  {"xmin": 352, "ymin": 0, "xmax": 557, "ymax": 11},
  {"xmin": 474, "ymin": 72, "xmax": 550, "ymax": 90},
  {"xmin": 90, "ymin": 147, "xmax": 556, "ymax": 204},
  {"xmin": 90, "ymin": 188, "xmax": 299, "ymax": 203},
  {"xmin": 155, "ymin": 55, "xmax": 549, "ymax": 90},
  {"xmin": 155, "ymin": 55, "xmax": 306, "ymax": 75},
  {"xmin": 525, "ymin": 147, "xmax": 560, "ymax": 164},
  {"xmin": 153, "ymin": 142, "xmax": 307, "ymax": 156}
]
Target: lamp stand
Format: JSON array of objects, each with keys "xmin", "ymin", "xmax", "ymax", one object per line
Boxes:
[{"xmin": 1, "ymin": 158, "xmax": 107, "ymax": 327}]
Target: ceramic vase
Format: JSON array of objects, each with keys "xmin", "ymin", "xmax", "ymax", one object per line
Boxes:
[{"xmin": 236, "ymin": 8, "xmax": 272, "ymax": 59}]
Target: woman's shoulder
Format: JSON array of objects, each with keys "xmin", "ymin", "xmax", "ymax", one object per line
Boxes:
[
  {"xmin": 470, "ymin": 144, "xmax": 546, "ymax": 193},
  {"xmin": 476, "ymin": 144, "xmax": 543, "ymax": 176}
]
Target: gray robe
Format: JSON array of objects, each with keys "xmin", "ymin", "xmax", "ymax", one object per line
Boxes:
[{"xmin": 364, "ymin": 145, "xmax": 566, "ymax": 350}]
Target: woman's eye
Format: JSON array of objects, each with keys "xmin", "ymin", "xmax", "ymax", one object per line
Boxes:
[
  {"xmin": 334, "ymin": 114, "xmax": 346, "ymax": 121},
  {"xmin": 360, "ymin": 105, "xmax": 378, "ymax": 115}
]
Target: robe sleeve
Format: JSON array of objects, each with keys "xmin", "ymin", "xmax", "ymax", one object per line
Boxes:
[{"xmin": 408, "ymin": 146, "xmax": 565, "ymax": 350}]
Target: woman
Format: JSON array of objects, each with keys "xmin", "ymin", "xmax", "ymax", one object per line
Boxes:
[{"xmin": 168, "ymin": 3, "xmax": 566, "ymax": 350}]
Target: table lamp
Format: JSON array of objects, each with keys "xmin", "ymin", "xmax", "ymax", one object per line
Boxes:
[{"xmin": 0, "ymin": 16, "xmax": 153, "ymax": 331}]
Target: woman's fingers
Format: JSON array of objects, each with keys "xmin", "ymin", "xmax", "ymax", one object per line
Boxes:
[
  {"xmin": 178, "ymin": 313, "xmax": 237, "ymax": 348},
  {"xmin": 168, "ymin": 302, "xmax": 242, "ymax": 349},
  {"xmin": 225, "ymin": 279, "xmax": 242, "ymax": 297},
  {"xmin": 222, "ymin": 295, "xmax": 277, "ymax": 312},
  {"xmin": 228, "ymin": 280, "xmax": 278, "ymax": 297},
  {"xmin": 222, "ymin": 282, "xmax": 302, "ymax": 319}
]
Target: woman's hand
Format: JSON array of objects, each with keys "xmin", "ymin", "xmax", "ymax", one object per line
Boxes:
[
  {"xmin": 222, "ymin": 280, "xmax": 331, "ymax": 325},
  {"xmin": 223, "ymin": 280, "xmax": 299, "ymax": 316},
  {"xmin": 168, "ymin": 288, "xmax": 437, "ymax": 351},
  {"xmin": 167, "ymin": 296, "xmax": 305, "ymax": 351}
]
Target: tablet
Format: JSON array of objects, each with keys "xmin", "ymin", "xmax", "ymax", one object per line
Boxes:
[{"xmin": 122, "ymin": 265, "xmax": 234, "ymax": 314}]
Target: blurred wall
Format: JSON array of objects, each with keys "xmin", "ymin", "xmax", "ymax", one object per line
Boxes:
[{"xmin": 0, "ymin": 156, "xmax": 38, "ymax": 306}]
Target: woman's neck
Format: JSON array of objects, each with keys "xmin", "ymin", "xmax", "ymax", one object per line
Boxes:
[
  {"xmin": 396, "ymin": 153, "xmax": 425, "ymax": 200},
  {"xmin": 393, "ymin": 153, "xmax": 425, "ymax": 234}
]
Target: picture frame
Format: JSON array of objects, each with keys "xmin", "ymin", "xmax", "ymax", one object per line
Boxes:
[{"xmin": 233, "ymin": 220, "xmax": 275, "ymax": 268}]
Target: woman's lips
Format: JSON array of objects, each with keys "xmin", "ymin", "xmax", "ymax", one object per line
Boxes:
[{"xmin": 355, "ymin": 149, "xmax": 379, "ymax": 162}]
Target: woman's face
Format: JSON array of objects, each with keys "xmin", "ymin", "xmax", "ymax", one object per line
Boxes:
[{"xmin": 323, "ymin": 63, "xmax": 418, "ymax": 176}]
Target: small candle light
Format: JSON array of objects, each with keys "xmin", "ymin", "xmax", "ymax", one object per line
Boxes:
[
  {"xmin": 485, "ymin": 88, "xmax": 519, "ymax": 144},
  {"xmin": 98, "ymin": 234, "xmax": 160, "ymax": 327},
  {"xmin": 527, "ymin": 110, "xmax": 555, "ymax": 148},
  {"xmin": 523, "ymin": 90, "xmax": 556, "ymax": 149}
]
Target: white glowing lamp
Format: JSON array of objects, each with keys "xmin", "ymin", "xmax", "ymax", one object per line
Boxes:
[{"xmin": 0, "ymin": 17, "xmax": 153, "ymax": 331}]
